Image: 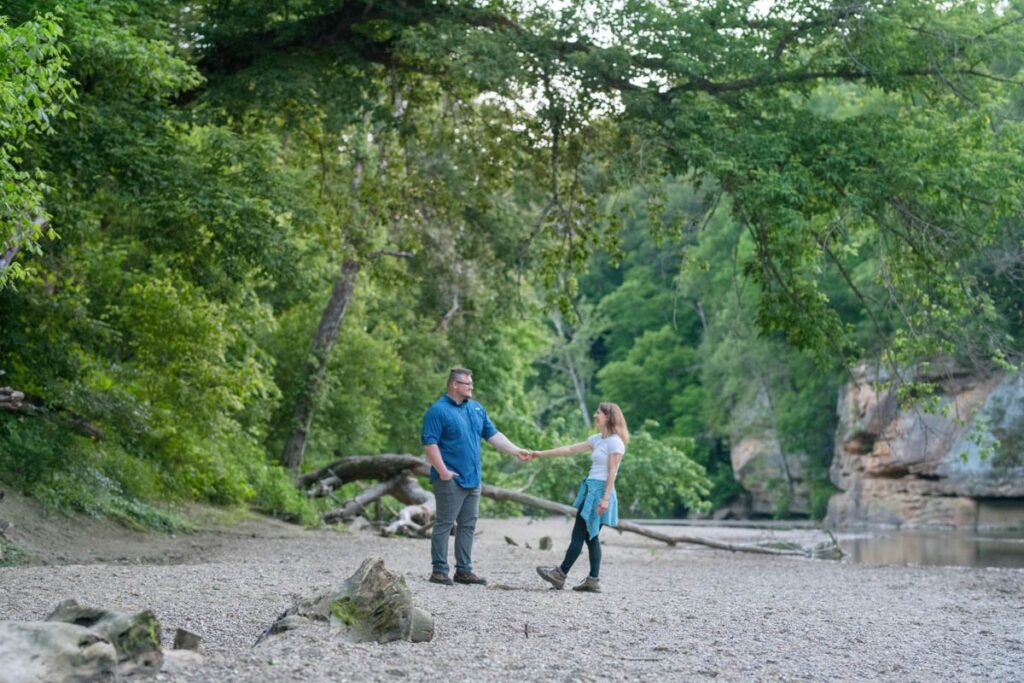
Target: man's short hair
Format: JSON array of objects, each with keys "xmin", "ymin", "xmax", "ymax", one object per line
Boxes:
[{"xmin": 447, "ymin": 368, "xmax": 473, "ymax": 385}]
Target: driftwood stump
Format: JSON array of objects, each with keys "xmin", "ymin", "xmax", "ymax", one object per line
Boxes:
[
  {"xmin": 0, "ymin": 621, "xmax": 118, "ymax": 683},
  {"xmin": 382, "ymin": 474, "xmax": 435, "ymax": 536},
  {"xmin": 46, "ymin": 600, "xmax": 163, "ymax": 676},
  {"xmin": 260, "ymin": 557, "xmax": 434, "ymax": 644}
]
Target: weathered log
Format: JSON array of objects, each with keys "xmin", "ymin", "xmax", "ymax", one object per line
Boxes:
[
  {"xmin": 0, "ymin": 621, "xmax": 118, "ymax": 683},
  {"xmin": 382, "ymin": 474, "xmax": 435, "ymax": 536},
  {"xmin": 259, "ymin": 557, "xmax": 433, "ymax": 644},
  {"xmin": 299, "ymin": 454, "xmax": 830, "ymax": 558},
  {"xmin": 0, "ymin": 386, "xmax": 26, "ymax": 410},
  {"xmin": 323, "ymin": 475, "xmax": 404, "ymax": 524},
  {"xmin": 46, "ymin": 600, "xmax": 163, "ymax": 675},
  {"xmin": 480, "ymin": 485, "xmax": 812, "ymax": 557},
  {"xmin": 297, "ymin": 454, "xmax": 428, "ymax": 490},
  {"xmin": 0, "ymin": 388, "xmax": 104, "ymax": 440}
]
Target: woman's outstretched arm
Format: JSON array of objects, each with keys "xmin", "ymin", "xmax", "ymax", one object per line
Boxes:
[{"xmin": 532, "ymin": 441, "xmax": 591, "ymax": 458}]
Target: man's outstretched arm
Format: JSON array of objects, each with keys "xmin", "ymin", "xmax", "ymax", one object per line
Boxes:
[{"xmin": 487, "ymin": 433, "xmax": 529, "ymax": 461}]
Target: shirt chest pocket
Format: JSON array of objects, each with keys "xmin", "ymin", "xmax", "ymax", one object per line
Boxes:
[{"xmin": 444, "ymin": 410, "xmax": 482, "ymax": 440}]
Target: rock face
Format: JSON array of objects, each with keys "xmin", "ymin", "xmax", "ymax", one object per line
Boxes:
[
  {"xmin": 731, "ymin": 433, "xmax": 810, "ymax": 516},
  {"xmin": 261, "ymin": 557, "xmax": 434, "ymax": 644},
  {"xmin": 827, "ymin": 366, "xmax": 1024, "ymax": 528},
  {"xmin": 729, "ymin": 389, "xmax": 811, "ymax": 516}
]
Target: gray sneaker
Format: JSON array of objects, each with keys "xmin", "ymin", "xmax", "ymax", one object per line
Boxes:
[
  {"xmin": 535, "ymin": 566, "xmax": 567, "ymax": 589},
  {"xmin": 572, "ymin": 576, "xmax": 601, "ymax": 593}
]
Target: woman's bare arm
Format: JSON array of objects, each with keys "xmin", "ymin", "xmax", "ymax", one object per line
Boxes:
[
  {"xmin": 533, "ymin": 441, "xmax": 592, "ymax": 458},
  {"xmin": 599, "ymin": 452, "xmax": 623, "ymax": 514}
]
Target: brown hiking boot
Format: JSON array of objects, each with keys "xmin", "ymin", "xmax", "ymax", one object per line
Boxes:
[
  {"xmin": 536, "ymin": 566, "xmax": 567, "ymax": 589},
  {"xmin": 572, "ymin": 576, "xmax": 601, "ymax": 592},
  {"xmin": 453, "ymin": 571, "xmax": 487, "ymax": 585},
  {"xmin": 429, "ymin": 572, "xmax": 453, "ymax": 585}
]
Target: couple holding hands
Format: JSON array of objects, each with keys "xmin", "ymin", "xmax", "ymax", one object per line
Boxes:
[{"xmin": 422, "ymin": 368, "xmax": 629, "ymax": 593}]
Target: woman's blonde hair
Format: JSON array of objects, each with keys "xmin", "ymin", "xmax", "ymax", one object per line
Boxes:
[{"xmin": 598, "ymin": 402, "xmax": 630, "ymax": 445}]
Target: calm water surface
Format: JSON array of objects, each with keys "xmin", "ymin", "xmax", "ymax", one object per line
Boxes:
[{"xmin": 839, "ymin": 530, "xmax": 1024, "ymax": 568}]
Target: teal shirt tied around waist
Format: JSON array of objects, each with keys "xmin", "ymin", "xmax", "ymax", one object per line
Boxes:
[{"xmin": 572, "ymin": 478, "xmax": 618, "ymax": 540}]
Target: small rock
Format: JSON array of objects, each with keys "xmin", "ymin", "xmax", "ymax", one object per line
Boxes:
[
  {"xmin": 172, "ymin": 628, "xmax": 202, "ymax": 652},
  {"xmin": 539, "ymin": 536, "xmax": 553, "ymax": 550}
]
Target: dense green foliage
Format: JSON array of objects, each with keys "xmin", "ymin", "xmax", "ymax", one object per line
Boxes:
[
  {"xmin": 1, "ymin": 1, "xmax": 1021, "ymax": 525},
  {"xmin": 0, "ymin": 12, "xmax": 73, "ymax": 286}
]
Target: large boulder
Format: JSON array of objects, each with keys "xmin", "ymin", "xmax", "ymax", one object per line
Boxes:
[
  {"xmin": 260, "ymin": 557, "xmax": 434, "ymax": 645},
  {"xmin": 0, "ymin": 621, "xmax": 117, "ymax": 683},
  {"xmin": 828, "ymin": 365, "xmax": 1024, "ymax": 528}
]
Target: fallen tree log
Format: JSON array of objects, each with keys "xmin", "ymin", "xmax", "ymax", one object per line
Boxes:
[
  {"xmin": 0, "ymin": 386, "xmax": 105, "ymax": 441},
  {"xmin": 322, "ymin": 475, "xmax": 405, "ymax": 525},
  {"xmin": 480, "ymin": 485, "xmax": 811, "ymax": 557},
  {"xmin": 382, "ymin": 474, "xmax": 435, "ymax": 537},
  {"xmin": 307, "ymin": 454, "xmax": 832, "ymax": 558},
  {"xmin": 0, "ymin": 386, "xmax": 26, "ymax": 411},
  {"xmin": 297, "ymin": 454, "xmax": 428, "ymax": 492},
  {"xmin": 321, "ymin": 472, "xmax": 436, "ymax": 535}
]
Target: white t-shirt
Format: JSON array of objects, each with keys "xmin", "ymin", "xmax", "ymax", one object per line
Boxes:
[{"xmin": 585, "ymin": 433, "xmax": 626, "ymax": 481}]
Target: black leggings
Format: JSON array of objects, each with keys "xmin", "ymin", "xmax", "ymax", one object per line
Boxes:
[{"xmin": 559, "ymin": 511, "xmax": 602, "ymax": 578}]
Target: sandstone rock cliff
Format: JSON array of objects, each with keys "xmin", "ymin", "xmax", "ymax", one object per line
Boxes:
[{"xmin": 827, "ymin": 365, "xmax": 1024, "ymax": 528}]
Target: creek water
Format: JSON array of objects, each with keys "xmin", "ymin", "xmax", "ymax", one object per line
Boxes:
[
  {"xmin": 838, "ymin": 529, "xmax": 1024, "ymax": 568},
  {"xmin": 632, "ymin": 519, "xmax": 1024, "ymax": 568}
]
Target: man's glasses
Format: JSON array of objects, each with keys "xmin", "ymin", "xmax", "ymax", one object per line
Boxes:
[{"xmin": 454, "ymin": 380, "xmax": 474, "ymax": 388}]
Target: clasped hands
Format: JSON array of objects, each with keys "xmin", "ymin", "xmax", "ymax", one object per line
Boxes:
[{"xmin": 515, "ymin": 448, "xmax": 541, "ymax": 462}]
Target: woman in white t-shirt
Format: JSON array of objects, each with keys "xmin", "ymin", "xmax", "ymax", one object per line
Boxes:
[{"xmin": 530, "ymin": 402, "xmax": 629, "ymax": 593}]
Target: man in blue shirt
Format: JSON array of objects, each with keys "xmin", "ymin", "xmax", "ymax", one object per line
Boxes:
[{"xmin": 422, "ymin": 368, "xmax": 528, "ymax": 585}]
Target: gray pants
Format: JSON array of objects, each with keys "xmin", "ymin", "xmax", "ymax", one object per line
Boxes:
[{"xmin": 431, "ymin": 478, "xmax": 480, "ymax": 575}]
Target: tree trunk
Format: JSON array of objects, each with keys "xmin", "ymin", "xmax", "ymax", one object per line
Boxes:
[
  {"xmin": 0, "ymin": 217, "xmax": 47, "ymax": 281},
  {"xmin": 280, "ymin": 259, "xmax": 361, "ymax": 471},
  {"xmin": 551, "ymin": 313, "xmax": 591, "ymax": 428}
]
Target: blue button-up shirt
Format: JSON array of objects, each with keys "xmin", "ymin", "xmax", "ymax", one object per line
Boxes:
[{"xmin": 421, "ymin": 394, "xmax": 498, "ymax": 489}]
